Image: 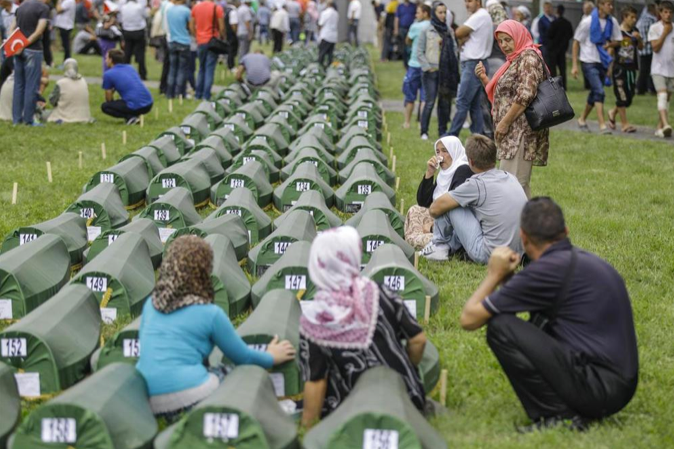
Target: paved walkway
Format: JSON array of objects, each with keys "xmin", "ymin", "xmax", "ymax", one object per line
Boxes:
[{"xmin": 49, "ymin": 74, "xmax": 227, "ymax": 93}]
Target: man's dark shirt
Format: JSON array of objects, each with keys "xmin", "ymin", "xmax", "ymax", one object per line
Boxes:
[
  {"xmin": 15, "ymin": 0, "xmax": 50, "ymax": 51},
  {"xmin": 547, "ymin": 16, "xmax": 574, "ymax": 55}
]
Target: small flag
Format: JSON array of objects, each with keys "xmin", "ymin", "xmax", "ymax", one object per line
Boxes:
[
  {"xmin": 2, "ymin": 28, "xmax": 29, "ymax": 58},
  {"xmin": 103, "ymin": 1, "xmax": 117, "ymax": 14}
]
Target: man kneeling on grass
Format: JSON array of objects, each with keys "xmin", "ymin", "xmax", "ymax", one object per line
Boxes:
[
  {"xmin": 460, "ymin": 197, "xmax": 638, "ymax": 432},
  {"xmin": 101, "ymin": 49, "xmax": 153, "ymax": 125}
]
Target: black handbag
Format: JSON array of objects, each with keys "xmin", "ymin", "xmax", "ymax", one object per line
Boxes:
[
  {"xmin": 207, "ymin": 3, "xmax": 229, "ymax": 55},
  {"xmin": 525, "ymin": 54, "xmax": 575, "ymax": 131}
]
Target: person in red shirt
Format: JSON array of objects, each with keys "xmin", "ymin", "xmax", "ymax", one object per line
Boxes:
[{"xmin": 189, "ymin": 0, "xmax": 224, "ymax": 100}]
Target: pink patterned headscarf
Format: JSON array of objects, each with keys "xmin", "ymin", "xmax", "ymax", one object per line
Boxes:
[{"xmin": 299, "ymin": 226, "xmax": 380, "ymax": 350}]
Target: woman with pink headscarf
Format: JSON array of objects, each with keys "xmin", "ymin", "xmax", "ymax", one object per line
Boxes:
[
  {"xmin": 299, "ymin": 226, "xmax": 428, "ymax": 429},
  {"xmin": 474, "ymin": 19, "xmax": 549, "ymax": 199}
]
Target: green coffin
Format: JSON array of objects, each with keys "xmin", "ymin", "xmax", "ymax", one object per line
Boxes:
[
  {"xmin": 208, "ymin": 127, "xmax": 243, "ymax": 156},
  {"xmin": 289, "ymin": 127, "xmax": 334, "ymax": 154},
  {"xmin": 157, "ymin": 126, "xmax": 194, "ymax": 156},
  {"xmin": 146, "ymin": 157, "xmax": 212, "ymax": 207},
  {"xmin": 273, "ymin": 163, "xmax": 335, "ymax": 211},
  {"xmin": 361, "ymin": 244, "xmax": 438, "ymax": 320},
  {"xmin": 0, "ymin": 362, "xmax": 20, "ymax": 447},
  {"xmin": 0, "ymin": 284, "xmax": 100, "ymax": 396},
  {"xmin": 192, "ymin": 136, "xmax": 233, "ymax": 169},
  {"xmin": 146, "ymin": 135, "xmax": 183, "ymax": 166},
  {"xmin": 211, "ymin": 161, "xmax": 273, "ymax": 208},
  {"xmin": 211, "ymin": 98, "xmax": 234, "ymax": 119},
  {"xmin": 181, "ymin": 148, "xmax": 226, "ymax": 185},
  {"xmin": 205, "ymin": 234, "xmax": 251, "ymax": 317},
  {"xmin": 336, "ymin": 138, "xmax": 387, "ymax": 170},
  {"xmin": 299, "ymin": 120, "xmax": 336, "ymax": 145},
  {"xmin": 193, "ymin": 101, "xmax": 223, "ymax": 129},
  {"xmin": 0, "ymin": 235, "xmax": 71, "ymax": 320},
  {"xmin": 137, "ymin": 187, "xmax": 202, "ymax": 243},
  {"xmin": 216, "ymin": 87, "xmax": 245, "ymax": 106},
  {"xmin": 179, "ymin": 116, "xmax": 210, "ymax": 146},
  {"xmin": 335, "ymin": 164, "xmax": 395, "ymax": 213},
  {"xmin": 234, "ymin": 103, "xmax": 266, "ymax": 129},
  {"xmin": 419, "ymin": 340, "xmax": 440, "ymax": 394},
  {"xmin": 284, "ymin": 141, "xmax": 335, "ymax": 167},
  {"xmin": 344, "ymin": 192, "xmax": 404, "ymax": 238},
  {"xmin": 87, "ymin": 218, "xmax": 163, "ymax": 270},
  {"xmin": 281, "ymin": 148, "xmax": 337, "ymax": 186},
  {"xmin": 254, "ymin": 123, "xmax": 291, "ymax": 155},
  {"xmin": 273, "ymin": 191, "xmax": 342, "ymax": 232},
  {"xmin": 355, "ymin": 210, "xmax": 414, "ymax": 265},
  {"xmin": 230, "ymin": 149, "xmax": 281, "ymax": 183},
  {"xmin": 251, "ymin": 241, "xmax": 316, "ymax": 308},
  {"xmin": 339, "ymin": 152, "xmax": 395, "ymax": 187},
  {"xmin": 85, "ymin": 157, "xmax": 151, "ymax": 209},
  {"xmin": 248, "ymin": 210, "xmax": 316, "ymax": 276},
  {"xmin": 65, "ymin": 183, "xmax": 130, "ymax": 239},
  {"xmin": 153, "ymin": 366, "xmax": 299, "ymax": 449},
  {"xmin": 336, "ymin": 127, "xmax": 380, "ymax": 153},
  {"xmin": 243, "ymin": 137, "xmax": 283, "ymax": 167},
  {"xmin": 119, "ymin": 146, "xmax": 166, "ymax": 177},
  {"xmin": 267, "ymin": 116, "xmax": 298, "ymax": 141},
  {"xmin": 91, "ymin": 316, "xmax": 141, "ymax": 371},
  {"xmin": 221, "ymin": 116, "xmax": 254, "ymax": 144},
  {"xmin": 11, "ymin": 363, "xmax": 158, "ymax": 449},
  {"xmin": 210, "ymin": 187, "xmax": 273, "ymax": 245},
  {"xmin": 303, "ymin": 367, "xmax": 447, "ymax": 449},
  {"xmin": 165, "ymin": 214, "xmax": 249, "ymax": 262},
  {"xmin": 2, "ymin": 212, "xmax": 87, "ymax": 267},
  {"xmin": 71, "ymin": 233, "xmax": 154, "ymax": 321},
  {"xmin": 270, "ymin": 107, "xmax": 302, "ymax": 132}
]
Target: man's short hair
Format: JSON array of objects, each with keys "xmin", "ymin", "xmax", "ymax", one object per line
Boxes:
[
  {"xmin": 557, "ymin": 4, "xmax": 565, "ymax": 14},
  {"xmin": 465, "ymin": 135, "xmax": 496, "ymax": 170},
  {"xmin": 543, "ymin": 1, "xmax": 552, "ymax": 6},
  {"xmin": 621, "ymin": 5, "xmax": 637, "ymax": 18},
  {"xmin": 520, "ymin": 197, "xmax": 567, "ymax": 246},
  {"xmin": 660, "ymin": 1, "xmax": 674, "ymax": 12},
  {"xmin": 108, "ymin": 49, "xmax": 125, "ymax": 65},
  {"xmin": 418, "ymin": 4, "xmax": 431, "ymax": 16},
  {"xmin": 597, "ymin": 0, "xmax": 612, "ymax": 5}
]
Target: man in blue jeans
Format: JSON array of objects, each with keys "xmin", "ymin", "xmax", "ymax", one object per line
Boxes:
[
  {"xmin": 11, "ymin": 0, "xmax": 49, "ymax": 126},
  {"xmin": 166, "ymin": 0, "xmax": 191, "ymax": 99},
  {"xmin": 191, "ymin": 0, "xmax": 224, "ymax": 101},
  {"xmin": 448, "ymin": 0, "xmax": 493, "ymax": 137}
]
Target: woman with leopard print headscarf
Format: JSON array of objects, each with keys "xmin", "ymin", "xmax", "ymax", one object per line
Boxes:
[{"xmin": 137, "ymin": 236, "xmax": 296, "ymax": 419}]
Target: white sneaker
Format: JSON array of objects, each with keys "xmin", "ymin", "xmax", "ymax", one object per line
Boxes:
[
  {"xmin": 655, "ymin": 128, "xmax": 665, "ymax": 138},
  {"xmin": 419, "ymin": 242, "xmax": 449, "ymax": 261},
  {"xmin": 420, "ymin": 133, "xmax": 429, "ymax": 141}
]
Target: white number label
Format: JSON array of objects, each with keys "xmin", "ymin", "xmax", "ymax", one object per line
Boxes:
[
  {"xmin": 1, "ymin": 338, "xmax": 27, "ymax": 357},
  {"xmin": 123, "ymin": 339, "xmax": 140, "ymax": 357},
  {"xmin": 107, "ymin": 234, "xmax": 119, "ymax": 245},
  {"xmin": 225, "ymin": 209, "xmax": 242, "ymax": 216},
  {"xmin": 357, "ymin": 185, "xmax": 372, "ymax": 195},
  {"xmin": 314, "ymin": 123, "xmax": 325, "ymax": 130},
  {"xmin": 85, "ymin": 276, "xmax": 108, "ymax": 292},
  {"xmin": 230, "ymin": 178, "xmax": 245, "ymax": 188},
  {"xmin": 258, "ymin": 135, "xmax": 268, "ymax": 142},
  {"xmin": 0, "ymin": 300, "xmax": 12, "ymax": 319},
  {"xmin": 100, "ymin": 308, "xmax": 117, "ymax": 324},
  {"xmin": 159, "ymin": 227, "xmax": 177, "ymax": 243},
  {"xmin": 365, "ymin": 240, "xmax": 384, "ymax": 253},
  {"xmin": 363, "ymin": 429, "xmax": 399, "ymax": 449},
  {"xmin": 358, "ymin": 110, "xmax": 368, "ymax": 119},
  {"xmin": 293, "ymin": 91, "xmax": 302, "ymax": 97},
  {"xmin": 280, "ymin": 111, "xmax": 289, "ymax": 119},
  {"xmin": 15, "ymin": 372, "xmax": 40, "ymax": 397},
  {"xmin": 211, "ymin": 102, "xmax": 217, "ymax": 109},
  {"xmin": 80, "ymin": 207, "xmax": 95, "ymax": 219},
  {"xmin": 360, "ymin": 88, "xmax": 369, "ymax": 95},
  {"xmin": 274, "ymin": 241, "xmax": 291, "ymax": 255},
  {"xmin": 225, "ymin": 124, "xmax": 235, "ymax": 131},
  {"xmin": 295, "ymin": 181, "xmax": 311, "ymax": 192},
  {"xmin": 181, "ymin": 126, "xmax": 191, "ymax": 136},
  {"xmin": 162, "ymin": 178, "xmax": 176, "ymax": 188},
  {"xmin": 100, "ymin": 173, "xmax": 114, "ymax": 184},
  {"xmin": 203, "ymin": 413, "xmax": 239, "ymax": 440},
  {"xmin": 87, "ymin": 226, "xmax": 101, "ymax": 242},
  {"xmin": 358, "ymin": 120, "xmax": 368, "ymax": 128},
  {"xmin": 404, "ymin": 300, "xmax": 417, "ymax": 318},
  {"xmin": 324, "ymin": 91, "xmax": 334, "ymax": 99},
  {"xmin": 242, "ymin": 156, "xmax": 256, "ymax": 164},
  {"xmin": 19, "ymin": 233, "xmax": 37, "ymax": 245},
  {"xmin": 247, "ymin": 343, "xmax": 268, "ymax": 352},
  {"xmin": 383, "ymin": 276, "xmax": 405, "ymax": 291},
  {"xmin": 41, "ymin": 418, "xmax": 77, "ymax": 444},
  {"xmin": 270, "ymin": 372, "xmax": 285, "ymax": 397},
  {"xmin": 284, "ymin": 274, "xmax": 306, "ymax": 290},
  {"xmin": 236, "ymin": 112, "xmax": 246, "ymax": 120},
  {"xmin": 154, "ymin": 209, "xmax": 170, "ymax": 221}
]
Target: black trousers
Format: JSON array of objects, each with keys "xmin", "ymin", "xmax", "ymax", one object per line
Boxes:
[
  {"xmin": 272, "ymin": 29, "xmax": 284, "ymax": 54},
  {"xmin": 58, "ymin": 27, "xmax": 72, "ymax": 61},
  {"xmin": 227, "ymin": 36, "xmax": 238, "ymax": 70},
  {"xmin": 637, "ymin": 54, "xmax": 655, "ymax": 95},
  {"xmin": 101, "ymin": 100, "xmax": 152, "ymax": 121},
  {"xmin": 76, "ymin": 39, "xmax": 101, "ymax": 55},
  {"xmin": 318, "ymin": 40, "xmax": 335, "ymax": 68},
  {"xmin": 486, "ymin": 314, "xmax": 637, "ymax": 422},
  {"xmin": 122, "ymin": 29, "xmax": 147, "ymax": 80},
  {"xmin": 548, "ymin": 50, "xmax": 568, "ymax": 90},
  {"xmin": 159, "ymin": 36, "xmax": 170, "ymax": 94}
]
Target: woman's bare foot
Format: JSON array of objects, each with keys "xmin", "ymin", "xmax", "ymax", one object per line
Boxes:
[{"xmin": 403, "ymin": 122, "xmax": 410, "ymax": 129}]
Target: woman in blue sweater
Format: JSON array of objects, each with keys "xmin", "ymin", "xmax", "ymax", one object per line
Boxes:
[{"xmin": 137, "ymin": 236, "xmax": 296, "ymax": 418}]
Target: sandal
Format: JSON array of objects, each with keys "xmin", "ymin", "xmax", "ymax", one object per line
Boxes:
[
  {"xmin": 578, "ymin": 122, "xmax": 591, "ymax": 133},
  {"xmin": 607, "ymin": 110, "xmax": 616, "ymax": 130},
  {"xmin": 600, "ymin": 128, "xmax": 613, "ymax": 135},
  {"xmin": 622, "ymin": 126, "xmax": 637, "ymax": 133}
]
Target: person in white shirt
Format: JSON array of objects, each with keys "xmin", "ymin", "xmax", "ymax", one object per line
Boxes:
[
  {"xmin": 1, "ymin": 0, "xmax": 18, "ymax": 35},
  {"xmin": 120, "ymin": 0, "xmax": 149, "ymax": 80},
  {"xmin": 448, "ymin": 0, "xmax": 493, "ymax": 137},
  {"xmin": 237, "ymin": 0, "xmax": 253, "ymax": 57},
  {"xmin": 317, "ymin": 0, "xmax": 338, "ymax": 67},
  {"xmin": 347, "ymin": 0, "xmax": 361, "ymax": 45},
  {"xmin": 648, "ymin": 1, "xmax": 674, "ymax": 138},
  {"xmin": 270, "ymin": 3, "xmax": 290, "ymax": 53},
  {"xmin": 571, "ymin": 0, "xmax": 622, "ymax": 135},
  {"xmin": 54, "ymin": 0, "xmax": 76, "ymax": 62}
]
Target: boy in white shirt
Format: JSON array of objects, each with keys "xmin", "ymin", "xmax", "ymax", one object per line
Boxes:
[
  {"xmin": 347, "ymin": 0, "xmax": 361, "ymax": 45},
  {"xmin": 317, "ymin": 0, "xmax": 338, "ymax": 67},
  {"xmin": 648, "ymin": 1, "xmax": 674, "ymax": 138}
]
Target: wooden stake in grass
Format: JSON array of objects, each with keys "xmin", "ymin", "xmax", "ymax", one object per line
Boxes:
[
  {"xmin": 168, "ymin": 99, "xmax": 173, "ymax": 113},
  {"xmin": 46, "ymin": 162, "xmax": 52, "ymax": 183},
  {"xmin": 424, "ymin": 295, "xmax": 431, "ymax": 324},
  {"xmin": 395, "ymin": 176, "xmax": 400, "ymax": 192},
  {"xmin": 387, "ymin": 132, "xmax": 391, "ymax": 147},
  {"xmin": 220, "ymin": 68, "xmax": 225, "ymax": 82},
  {"xmin": 414, "ymin": 252, "xmax": 419, "ymax": 270},
  {"xmin": 179, "ymin": 95, "xmax": 183, "ymax": 106},
  {"xmin": 389, "ymin": 145, "xmax": 394, "ymax": 162},
  {"xmin": 140, "ymin": 115, "xmax": 144, "ymax": 128},
  {"xmin": 440, "ymin": 369, "xmax": 448, "ymax": 406},
  {"xmin": 154, "ymin": 107, "xmax": 159, "ymax": 120},
  {"xmin": 101, "ymin": 143, "xmax": 107, "ymax": 160},
  {"xmin": 392, "ymin": 155, "xmax": 397, "ymax": 173},
  {"xmin": 78, "ymin": 151, "xmax": 83, "ymax": 169},
  {"xmin": 11, "ymin": 183, "xmax": 18, "ymax": 205},
  {"xmin": 399, "ymin": 197, "xmax": 405, "ymax": 215},
  {"xmin": 122, "ymin": 130, "xmax": 127, "ymax": 145}
]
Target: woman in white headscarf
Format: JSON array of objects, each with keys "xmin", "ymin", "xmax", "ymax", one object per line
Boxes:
[
  {"xmin": 47, "ymin": 58, "xmax": 92, "ymax": 123},
  {"xmin": 300, "ymin": 226, "xmax": 427, "ymax": 429},
  {"xmin": 405, "ymin": 136, "xmax": 473, "ymax": 250}
]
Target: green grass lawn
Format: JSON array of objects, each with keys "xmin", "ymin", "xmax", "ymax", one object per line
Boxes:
[{"xmin": 1, "ymin": 45, "xmax": 673, "ymax": 446}]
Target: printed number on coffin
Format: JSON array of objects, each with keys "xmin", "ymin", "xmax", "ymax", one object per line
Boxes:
[
  {"xmin": 242, "ymin": 156, "xmax": 256, "ymax": 164},
  {"xmin": 180, "ymin": 126, "xmax": 191, "ymax": 136},
  {"xmin": 358, "ymin": 120, "xmax": 369, "ymax": 128},
  {"xmin": 203, "ymin": 413, "xmax": 239, "ymax": 440},
  {"xmin": 248, "ymin": 343, "xmax": 267, "ymax": 351},
  {"xmin": 285, "ymin": 275, "xmax": 306, "ymax": 290},
  {"xmin": 1, "ymin": 338, "xmax": 27, "ymax": 357},
  {"xmin": 162, "ymin": 178, "xmax": 177, "ymax": 188},
  {"xmin": 383, "ymin": 276, "xmax": 405, "ymax": 291},
  {"xmin": 358, "ymin": 110, "xmax": 368, "ymax": 119},
  {"xmin": 19, "ymin": 233, "xmax": 38, "ymax": 245},
  {"xmin": 357, "ymin": 185, "xmax": 372, "ymax": 195},
  {"xmin": 80, "ymin": 208, "xmax": 95, "ymax": 219},
  {"xmin": 41, "ymin": 418, "xmax": 77, "ymax": 444},
  {"xmin": 230, "ymin": 178, "xmax": 245, "ymax": 188},
  {"xmin": 108, "ymin": 234, "xmax": 119, "ymax": 245},
  {"xmin": 296, "ymin": 182, "xmax": 311, "ymax": 192},
  {"xmin": 274, "ymin": 241, "xmax": 291, "ymax": 255},
  {"xmin": 86, "ymin": 276, "xmax": 108, "ymax": 292},
  {"xmin": 154, "ymin": 209, "xmax": 170, "ymax": 221},
  {"xmin": 123, "ymin": 339, "xmax": 140, "ymax": 357},
  {"xmin": 100, "ymin": 173, "xmax": 114, "ymax": 184},
  {"xmin": 363, "ymin": 429, "xmax": 399, "ymax": 449},
  {"xmin": 226, "ymin": 209, "xmax": 242, "ymax": 217},
  {"xmin": 366, "ymin": 240, "xmax": 385, "ymax": 253}
]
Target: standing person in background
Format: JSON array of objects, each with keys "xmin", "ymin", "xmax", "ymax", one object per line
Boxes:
[
  {"xmin": 513, "ymin": 5, "xmax": 530, "ymax": 32},
  {"xmin": 546, "ymin": 4, "xmax": 573, "ymax": 89},
  {"xmin": 287, "ymin": 0, "xmax": 301, "ymax": 43},
  {"xmin": 448, "ymin": 0, "xmax": 492, "ymax": 137},
  {"xmin": 54, "ymin": 0, "xmax": 76, "ymax": 64},
  {"xmin": 347, "ymin": 0, "xmax": 360, "ymax": 46},
  {"xmin": 256, "ymin": 1, "xmax": 271, "ymax": 45},
  {"xmin": 380, "ymin": 0, "xmax": 397, "ymax": 61},
  {"xmin": 537, "ymin": 2, "xmax": 555, "ymax": 67},
  {"xmin": 151, "ymin": 0, "xmax": 170, "ymax": 95},
  {"xmin": 166, "ymin": 0, "xmax": 191, "ymax": 100},
  {"xmin": 101, "ymin": 48, "xmax": 153, "ymax": 124},
  {"xmin": 1, "ymin": 0, "xmax": 19, "ymax": 43},
  {"xmin": 190, "ymin": 0, "xmax": 224, "ymax": 100},
  {"xmin": 120, "ymin": 0, "xmax": 149, "ymax": 80},
  {"xmin": 583, "ymin": 0, "xmax": 595, "ymax": 18},
  {"xmin": 304, "ymin": 0, "xmax": 318, "ymax": 43},
  {"xmin": 316, "ymin": 0, "xmax": 337, "ymax": 67},
  {"xmin": 237, "ymin": 0, "xmax": 253, "ymax": 57},
  {"xmin": 11, "ymin": 0, "xmax": 50, "ymax": 126},
  {"xmin": 394, "ymin": 0, "xmax": 415, "ymax": 68},
  {"xmin": 224, "ymin": 1, "xmax": 239, "ymax": 72},
  {"xmin": 636, "ymin": 4, "xmax": 657, "ymax": 95},
  {"xmin": 402, "ymin": 3, "xmax": 429, "ymax": 130},
  {"xmin": 96, "ymin": 8, "xmax": 122, "ymax": 72},
  {"xmin": 648, "ymin": 1, "xmax": 674, "ymax": 138},
  {"xmin": 270, "ymin": 3, "xmax": 289, "ymax": 53},
  {"xmin": 480, "ymin": 0, "xmax": 507, "ymax": 141}
]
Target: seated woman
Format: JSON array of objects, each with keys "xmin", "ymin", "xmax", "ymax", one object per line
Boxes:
[
  {"xmin": 0, "ymin": 73, "xmax": 13, "ymax": 121},
  {"xmin": 137, "ymin": 236, "xmax": 296, "ymax": 420},
  {"xmin": 405, "ymin": 136, "xmax": 473, "ymax": 252},
  {"xmin": 300, "ymin": 227, "xmax": 428, "ymax": 429},
  {"xmin": 47, "ymin": 59, "xmax": 92, "ymax": 123}
]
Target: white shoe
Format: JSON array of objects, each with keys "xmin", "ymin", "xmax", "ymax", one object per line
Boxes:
[
  {"xmin": 663, "ymin": 125, "xmax": 672, "ymax": 137},
  {"xmin": 655, "ymin": 128, "xmax": 665, "ymax": 138},
  {"xmin": 420, "ymin": 133, "xmax": 429, "ymax": 141},
  {"xmin": 419, "ymin": 242, "xmax": 449, "ymax": 261}
]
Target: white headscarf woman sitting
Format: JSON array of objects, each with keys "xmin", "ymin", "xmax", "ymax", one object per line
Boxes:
[
  {"xmin": 48, "ymin": 58, "xmax": 92, "ymax": 123},
  {"xmin": 405, "ymin": 136, "xmax": 473, "ymax": 250}
]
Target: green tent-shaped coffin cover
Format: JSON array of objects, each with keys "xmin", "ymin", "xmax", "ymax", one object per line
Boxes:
[
  {"xmin": 180, "ymin": 148, "xmax": 226, "ymax": 186},
  {"xmin": 344, "ymin": 192, "xmax": 404, "ymax": 238},
  {"xmin": 92, "ymin": 316, "xmax": 141, "ymax": 371},
  {"xmin": 65, "ymin": 183, "xmax": 130, "ymax": 234},
  {"xmin": 335, "ymin": 164, "xmax": 395, "ymax": 213},
  {"xmin": 208, "ymin": 127, "xmax": 243, "ymax": 156},
  {"xmin": 273, "ymin": 163, "xmax": 335, "ymax": 212},
  {"xmin": 192, "ymin": 136, "xmax": 234, "ymax": 169},
  {"xmin": 273, "ymin": 190, "xmax": 342, "ymax": 232},
  {"xmin": 11, "ymin": 363, "xmax": 158, "ymax": 449},
  {"xmin": 165, "ymin": 214, "xmax": 249, "ymax": 262},
  {"xmin": 85, "ymin": 157, "xmax": 151, "ymax": 208},
  {"xmin": 87, "ymin": 218, "xmax": 163, "ymax": 270},
  {"xmin": 119, "ymin": 146, "xmax": 166, "ymax": 178},
  {"xmin": 146, "ymin": 157, "xmax": 212, "ymax": 207},
  {"xmin": 355, "ymin": 210, "xmax": 415, "ymax": 265},
  {"xmin": 0, "ymin": 235, "xmax": 71, "ymax": 320},
  {"xmin": 281, "ymin": 148, "xmax": 338, "ymax": 186},
  {"xmin": 137, "ymin": 187, "xmax": 202, "ymax": 241},
  {"xmin": 157, "ymin": 126, "xmax": 194, "ymax": 156},
  {"xmin": 211, "ymin": 160, "xmax": 273, "ymax": 208},
  {"xmin": 211, "ymin": 187, "xmax": 273, "ymax": 245},
  {"xmin": 0, "ymin": 284, "xmax": 100, "ymax": 396},
  {"xmin": 339, "ymin": 152, "xmax": 395, "ymax": 187},
  {"xmin": 230, "ymin": 149, "xmax": 281, "ymax": 183},
  {"xmin": 205, "ymin": 234, "xmax": 252, "ymax": 317},
  {"xmin": 146, "ymin": 135, "xmax": 183, "ymax": 167},
  {"xmin": 0, "ymin": 362, "xmax": 20, "ymax": 446},
  {"xmin": 336, "ymin": 137, "xmax": 387, "ymax": 170},
  {"xmin": 419, "ymin": 340, "xmax": 440, "ymax": 395}
]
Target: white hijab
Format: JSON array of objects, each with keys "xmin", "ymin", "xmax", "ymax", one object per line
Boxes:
[{"xmin": 432, "ymin": 136, "xmax": 469, "ymax": 201}]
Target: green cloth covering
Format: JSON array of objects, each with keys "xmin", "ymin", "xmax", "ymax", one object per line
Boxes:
[
  {"xmin": 192, "ymin": 136, "xmax": 233, "ymax": 169},
  {"xmin": 336, "ymin": 137, "xmax": 387, "ymax": 169},
  {"xmin": 298, "ymin": 120, "xmax": 336, "ymax": 145},
  {"xmin": 274, "ymin": 191, "xmax": 342, "ymax": 232},
  {"xmin": 339, "ymin": 152, "xmax": 395, "ymax": 187},
  {"xmin": 344, "ymin": 192, "xmax": 404, "ymax": 238},
  {"xmin": 281, "ymin": 148, "xmax": 338, "ymax": 186},
  {"xmin": 71, "ymin": 233, "xmax": 155, "ymax": 320},
  {"xmin": 248, "ymin": 210, "xmax": 316, "ymax": 276},
  {"xmin": 137, "ymin": 187, "xmax": 202, "ymax": 236},
  {"xmin": 336, "ymin": 126, "xmax": 381, "ymax": 153},
  {"xmin": 210, "ymin": 187, "xmax": 273, "ymax": 245},
  {"xmin": 0, "ymin": 284, "xmax": 100, "ymax": 395},
  {"xmin": 253, "ymin": 90, "xmax": 280, "ymax": 112},
  {"xmin": 211, "ymin": 161, "xmax": 273, "ymax": 208},
  {"xmin": 180, "ymin": 113, "xmax": 211, "ymax": 144},
  {"xmin": 212, "ymin": 98, "xmax": 234, "ymax": 119},
  {"xmin": 235, "ymin": 103, "xmax": 266, "ymax": 129},
  {"xmin": 418, "ymin": 340, "xmax": 440, "ymax": 394},
  {"xmin": 146, "ymin": 135, "xmax": 183, "ymax": 166},
  {"xmin": 1, "ymin": 212, "xmax": 87, "ymax": 266},
  {"xmin": 303, "ymin": 366, "xmax": 447, "ymax": 449},
  {"xmin": 222, "ymin": 116, "xmax": 254, "ymax": 144},
  {"xmin": 65, "ymin": 183, "xmax": 130, "ymax": 233},
  {"xmin": 335, "ymin": 164, "xmax": 395, "ymax": 213},
  {"xmin": 289, "ymin": 127, "xmax": 334, "ymax": 154},
  {"xmin": 311, "ymin": 104, "xmax": 341, "ymax": 128},
  {"xmin": 273, "ymin": 163, "xmax": 335, "ymax": 211},
  {"xmin": 205, "ymin": 234, "xmax": 251, "ymax": 316},
  {"xmin": 216, "ymin": 87, "xmax": 245, "ymax": 106},
  {"xmin": 181, "ymin": 148, "xmax": 226, "ymax": 186},
  {"xmin": 154, "ymin": 366, "xmax": 299, "ymax": 449},
  {"xmin": 85, "ymin": 157, "xmax": 151, "ymax": 208},
  {"xmin": 165, "ymin": 214, "xmax": 249, "ymax": 262},
  {"xmin": 157, "ymin": 126, "xmax": 195, "ymax": 156},
  {"xmin": 270, "ymin": 107, "xmax": 302, "ymax": 132},
  {"xmin": 244, "ymin": 137, "xmax": 283, "ymax": 167},
  {"xmin": 230, "ymin": 150, "xmax": 281, "ymax": 183},
  {"xmin": 343, "ymin": 116, "xmax": 380, "ymax": 142},
  {"xmin": 254, "ymin": 123, "xmax": 291, "ymax": 155},
  {"xmin": 0, "ymin": 234, "xmax": 71, "ymax": 319},
  {"xmin": 11, "ymin": 363, "xmax": 158, "ymax": 449},
  {"xmin": 361, "ymin": 244, "xmax": 439, "ymax": 320},
  {"xmin": 285, "ymin": 140, "xmax": 335, "ymax": 166},
  {"xmin": 193, "ymin": 102, "xmax": 223, "ymax": 129},
  {"xmin": 92, "ymin": 316, "xmax": 141, "ymax": 371},
  {"xmin": 267, "ymin": 116, "xmax": 298, "ymax": 141},
  {"xmin": 146, "ymin": 158, "xmax": 213, "ymax": 206},
  {"xmin": 120, "ymin": 146, "xmax": 166, "ymax": 178},
  {"xmin": 208, "ymin": 127, "xmax": 242, "ymax": 156},
  {"xmin": 0, "ymin": 362, "xmax": 21, "ymax": 447},
  {"xmin": 355, "ymin": 210, "xmax": 414, "ymax": 265},
  {"xmin": 87, "ymin": 218, "xmax": 163, "ymax": 270}
]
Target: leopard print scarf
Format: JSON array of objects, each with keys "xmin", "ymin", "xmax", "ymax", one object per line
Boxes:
[{"xmin": 152, "ymin": 236, "xmax": 215, "ymax": 314}]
